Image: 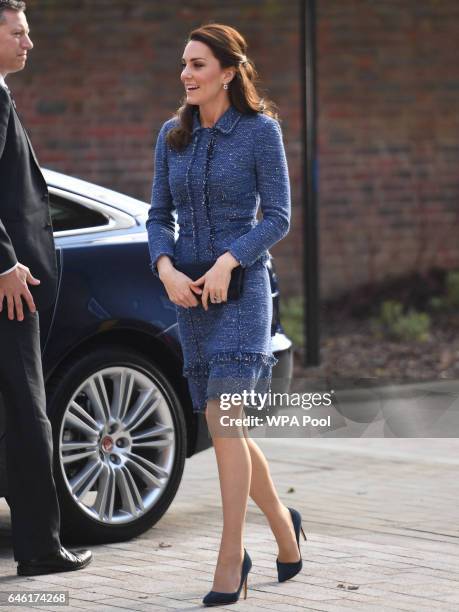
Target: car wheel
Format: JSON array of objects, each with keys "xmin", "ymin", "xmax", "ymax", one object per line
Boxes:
[{"xmin": 47, "ymin": 346, "xmax": 187, "ymax": 543}]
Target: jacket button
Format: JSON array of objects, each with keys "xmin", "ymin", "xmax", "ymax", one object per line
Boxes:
[
  {"xmin": 44, "ymin": 223, "xmax": 52, "ymax": 229},
  {"xmin": 42, "ymin": 193, "xmax": 49, "ymax": 201}
]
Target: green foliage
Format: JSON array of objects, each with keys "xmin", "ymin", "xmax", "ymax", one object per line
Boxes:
[
  {"xmin": 279, "ymin": 295, "xmax": 304, "ymax": 349},
  {"xmin": 371, "ymin": 300, "xmax": 431, "ymax": 342},
  {"xmin": 428, "ymin": 270, "xmax": 459, "ymax": 311},
  {"xmin": 429, "ymin": 296, "xmax": 445, "ymax": 311},
  {"xmin": 446, "ymin": 270, "xmax": 459, "ymax": 308}
]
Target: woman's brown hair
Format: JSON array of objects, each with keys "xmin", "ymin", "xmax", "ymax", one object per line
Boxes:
[{"xmin": 167, "ymin": 23, "xmax": 278, "ymax": 151}]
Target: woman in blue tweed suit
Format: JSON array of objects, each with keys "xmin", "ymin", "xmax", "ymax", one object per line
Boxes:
[{"xmin": 147, "ymin": 23, "xmax": 305, "ymax": 605}]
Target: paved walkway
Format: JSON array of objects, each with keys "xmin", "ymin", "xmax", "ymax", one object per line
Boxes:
[{"xmin": 0, "ymin": 438, "xmax": 458, "ymax": 611}]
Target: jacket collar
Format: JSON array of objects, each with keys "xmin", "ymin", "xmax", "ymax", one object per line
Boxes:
[{"xmin": 191, "ymin": 104, "xmax": 242, "ymax": 135}]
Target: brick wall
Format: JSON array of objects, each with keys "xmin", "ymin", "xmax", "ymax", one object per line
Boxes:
[
  {"xmin": 9, "ymin": 0, "xmax": 459, "ymax": 299},
  {"xmin": 318, "ymin": 0, "xmax": 459, "ymax": 298}
]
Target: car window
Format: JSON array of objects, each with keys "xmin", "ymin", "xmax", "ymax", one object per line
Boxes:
[{"xmin": 49, "ymin": 194, "xmax": 109, "ymax": 232}]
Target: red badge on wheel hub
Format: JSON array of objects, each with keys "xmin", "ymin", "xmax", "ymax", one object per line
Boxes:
[{"xmin": 101, "ymin": 436, "xmax": 114, "ymax": 452}]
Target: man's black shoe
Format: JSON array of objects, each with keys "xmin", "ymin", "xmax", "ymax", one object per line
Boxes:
[{"xmin": 17, "ymin": 546, "xmax": 92, "ymax": 576}]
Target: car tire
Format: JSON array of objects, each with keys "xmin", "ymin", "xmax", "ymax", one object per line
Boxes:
[{"xmin": 47, "ymin": 345, "xmax": 187, "ymax": 544}]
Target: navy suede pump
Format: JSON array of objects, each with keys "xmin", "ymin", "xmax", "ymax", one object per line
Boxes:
[
  {"xmin": 202, "ymin": 548, "xmax": 252, "ymax": 606},
  {"xmin": 276, "ymin": 507, "xmax": 307, "ymax": 582}
]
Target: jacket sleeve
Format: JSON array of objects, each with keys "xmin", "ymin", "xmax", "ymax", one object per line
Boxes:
[
  {"xmin": 0, "ymin": 87, "xmax": 18, "ymax": 275},
  {"xmin": 227, "ymin": 117, "xmax": 291, "ymax": 268},
  {"xmin": 146, "ymin": 120, "xmax": 177, "ymax": 278}
]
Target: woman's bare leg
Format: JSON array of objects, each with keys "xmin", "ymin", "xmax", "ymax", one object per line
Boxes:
[
  {"xmin": 205, "ymin": 399, "xmax": 251, "ymax": 593},
  {"xmin": 241, "ymin": 421, "xmax": 301, "ymax": 563}
]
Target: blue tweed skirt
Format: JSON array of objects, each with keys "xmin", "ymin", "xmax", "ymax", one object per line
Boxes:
[{"xmin": 175, "ymin": 258, "xmax": 278, "ymax": 414}]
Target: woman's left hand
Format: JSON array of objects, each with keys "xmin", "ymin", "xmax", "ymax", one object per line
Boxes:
[{"xmin": 190, "ymin": 252, "xmax": 239, "ymax": 311}]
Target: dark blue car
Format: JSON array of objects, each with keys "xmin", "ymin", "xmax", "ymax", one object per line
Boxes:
[{"xmin": 0, "ymin": 169, "xmax": 293, "ymax": 543}]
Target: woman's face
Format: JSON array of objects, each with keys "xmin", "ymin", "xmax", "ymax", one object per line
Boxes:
[{"xmin": 181, "ymin": 40, "xmax": 233, "ymax": 106}]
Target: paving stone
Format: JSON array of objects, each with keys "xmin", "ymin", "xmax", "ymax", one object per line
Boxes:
[{"xmin": 0, "ymin": 438, "xmax": 458, "ymax": 610}]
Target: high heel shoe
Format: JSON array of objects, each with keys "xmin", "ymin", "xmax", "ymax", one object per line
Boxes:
[
  {"xmin": 276, "ymin": 507, "xmax": 307, "ymax": 582},
  {"xmin": 202, "ymin": 548, "xmax": 252, "ymax": 606}
]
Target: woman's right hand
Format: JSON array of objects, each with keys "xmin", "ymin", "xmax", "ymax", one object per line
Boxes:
[{"xmin": 160, "ymin": 268, "xmax": 202, "ymax": 308}]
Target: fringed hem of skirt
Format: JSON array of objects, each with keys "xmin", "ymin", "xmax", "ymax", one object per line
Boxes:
[
  {"xmin": 182, "ymin": 350, "xmax": 279, "ymax": 378},
  {"xmin": 183, "ymin": 351, "xmax": 279, "ymax": 414}
]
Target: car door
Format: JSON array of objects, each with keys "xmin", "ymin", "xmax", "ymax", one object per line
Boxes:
[{"xmin": 40, "ymin": 190, "xmax": 112, "ymax": 354}]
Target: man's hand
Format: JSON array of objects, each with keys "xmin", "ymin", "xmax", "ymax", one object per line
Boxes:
[{"xmin": 0, "ymin": 263, "xmax": 41, "ymax": 321}]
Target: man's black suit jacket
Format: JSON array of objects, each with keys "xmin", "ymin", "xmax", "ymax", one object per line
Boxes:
[{"xmin": 0, "ymin": 85, "xmax": 57, "ymax": 311}]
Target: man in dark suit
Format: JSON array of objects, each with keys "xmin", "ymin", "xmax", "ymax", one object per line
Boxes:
[{"xmin": 0, "ymin": 0, "xmax": 92, "ymax": 575}]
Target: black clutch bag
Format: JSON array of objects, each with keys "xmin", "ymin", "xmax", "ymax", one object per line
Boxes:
[{"xmin": 175, "ymin": 260, "xmax": 245, "ymax": 301}]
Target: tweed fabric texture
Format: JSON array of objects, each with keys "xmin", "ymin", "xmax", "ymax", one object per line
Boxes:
[{"xmin": 147, "ymin": 105, "xmax": 291, "ymax": 413}]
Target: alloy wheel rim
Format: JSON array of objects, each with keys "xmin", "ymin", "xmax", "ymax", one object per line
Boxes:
[{"xmin": 58, "ymin": 366, "xmax": 176, "ymax": 525}]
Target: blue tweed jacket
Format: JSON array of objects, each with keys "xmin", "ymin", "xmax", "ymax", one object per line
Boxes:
[{"xmin": 147, "ymin": 105, "xmax": 291, "ymax": 276}]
